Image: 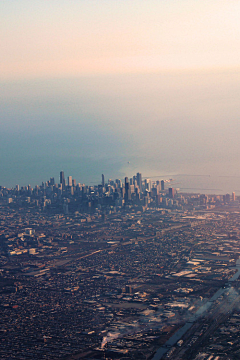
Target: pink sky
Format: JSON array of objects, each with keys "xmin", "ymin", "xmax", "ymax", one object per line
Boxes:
[{"xmin": 1, "ymin": 0, "xmax": 240, "ymax": 79}]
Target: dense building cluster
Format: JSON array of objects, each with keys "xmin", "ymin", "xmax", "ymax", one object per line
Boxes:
[
  {"xmin": 1, "ymin": 173, "xmax": 240, "ymax": 359},
  {"xmin": 1, "ymin": 172, "xmax": 238, "ymax": 217}
]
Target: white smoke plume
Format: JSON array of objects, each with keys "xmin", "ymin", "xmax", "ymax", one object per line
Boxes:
[
  {"xmin": 101, "ymin": 331, "xmax": 120, "ymax": 349},
  {"xmin": 100, "ymin": 297, "xmax": 212, "ymax": 348}
]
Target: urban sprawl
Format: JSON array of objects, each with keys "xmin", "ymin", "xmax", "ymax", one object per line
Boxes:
[{"xmin": 1, "ymin": 172, "xmax": 240, "ymax": 360}]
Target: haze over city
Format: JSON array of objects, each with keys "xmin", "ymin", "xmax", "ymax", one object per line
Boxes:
[{"xmin": 1, "ymin": 1, "xmax": 240, "ymax": 188}]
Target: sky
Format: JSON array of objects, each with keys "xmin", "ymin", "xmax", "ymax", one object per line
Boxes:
[{"xmin": 1, "ymin": 1, "xmax": 240, "ymax": 189}]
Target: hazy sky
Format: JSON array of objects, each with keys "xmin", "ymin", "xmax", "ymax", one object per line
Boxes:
[
  {"xmin": 1, "ymin": 0, "xmax": 240, "ymax": 78},
  {"xmin": 1, "ymin": 1, "xmax": 240, "ymax": 188}
]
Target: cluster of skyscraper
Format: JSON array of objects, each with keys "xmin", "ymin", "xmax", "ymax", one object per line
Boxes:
[
  {"xmin": 60, "ymin": 171, "xmax": 76, "ymax": 189},
  {"xmin": 7, "ymin": 170, "xmax": 178, "ymax": 213},
  {"xmin": 57, "ymin": 171, "xmax": 170, "ymax": 208}
]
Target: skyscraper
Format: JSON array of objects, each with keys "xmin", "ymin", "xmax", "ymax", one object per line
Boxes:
[
  {"xmin": 137, "ymin": 172, "xmax": 142, "ymax": 192},
  {"xmin": 125, "ymin": 177, "xmax": 130, "ymax": 202},
  {"xmin": 50, "ymin": 177, "xmax": 55, "ymax": 185},
  {"xmin": 169, "ymin": 187, "xmax": 174, "ymax": 198},
  {"xmin": 102, "ymin": 174, "xmax": 105, "ymax": 188},
  {"xmin": 161, "ymin": 180, "xmax": 164, "ymax": 191},
  {"xmin": 60, "ymin": 171, "xmax": 65, "ymax": 184},
  {"xmin": 225, "ymin": 193, "xmax": 230, "ymax": 203},
  {"xmin": 60, "ymin": 171, "xmax": 65, "ymax": 189},
  {"xmin": 68, "ymin": 176, "xmax": 72, "ymax": 187}
]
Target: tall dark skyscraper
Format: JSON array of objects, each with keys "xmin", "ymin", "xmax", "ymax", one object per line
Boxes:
[
  {"xmin": 125, "ymin": 176, "xmax": 130, "ymax": 202},
  {"xmin": 136, "ymin": 172, "xmax": 142, "ymax": 192},
  {"xmin": 60, "ymin": 171, "xmax": 65, "ymax": 188},
  {"xmin": 161, "ymin": 180, "xmax": 164, "ymax": 191},
  {"xmin": 50, "ymin": 177, "xmax": 55, "ymax": 185},
  {"xmin": 102, "ymin": 174, "xmax": 105, "ymax": 188},
  {"xmin": 169, "ymin": 187, "xmax": 174, "ymax": 198}
]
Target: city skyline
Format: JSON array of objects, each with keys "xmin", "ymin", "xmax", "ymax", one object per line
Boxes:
[
  {"xmin": 2, "ymin": 170, "xmax": 239, "ymax": 217},
  {"xmin": 2, "ymin": 169, "xmax": 240, "ymax": 197}
]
